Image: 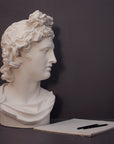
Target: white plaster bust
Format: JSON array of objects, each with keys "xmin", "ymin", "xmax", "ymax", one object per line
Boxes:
[{"xmin": 0, "ymin": 10, "xmax": 57, "ymax": 128}]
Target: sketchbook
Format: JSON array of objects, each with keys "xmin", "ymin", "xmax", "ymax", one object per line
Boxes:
[{"xmin": 34, "ymin": 118, "xmax": 114, "ymax": 137}]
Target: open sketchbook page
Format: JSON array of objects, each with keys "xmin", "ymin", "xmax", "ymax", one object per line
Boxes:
[{"xmin": 34, "ymin": 118, "xmax": 114, "ymax": 137}]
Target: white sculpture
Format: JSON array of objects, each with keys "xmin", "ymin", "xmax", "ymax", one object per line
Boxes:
[{"xmin": 0, "ymin": 10, "xmax": 57, "ymax": 128}]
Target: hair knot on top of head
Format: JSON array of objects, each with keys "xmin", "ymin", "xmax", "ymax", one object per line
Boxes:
[
  {"xmin": 27, "ymin": 10, "xmax": 54, "ymax": 28},
  {"xmin": 0, "ymin": 10, "xmax": 54, "ymax": 82}
]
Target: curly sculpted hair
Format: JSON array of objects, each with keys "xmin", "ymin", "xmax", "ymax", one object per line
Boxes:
[{"xmin": 0, "ymin": 10, "xmax": 54, "ymax": 82}]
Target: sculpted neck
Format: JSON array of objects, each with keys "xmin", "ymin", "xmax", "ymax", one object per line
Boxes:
[{"xmin": 4, "ymin": 77, "xmax": 41, "ymax": 105}]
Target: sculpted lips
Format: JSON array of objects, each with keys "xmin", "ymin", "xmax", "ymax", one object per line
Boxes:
[{"xmin": 46, "ymin": 65, "xmax": 52, "ymax": 71}]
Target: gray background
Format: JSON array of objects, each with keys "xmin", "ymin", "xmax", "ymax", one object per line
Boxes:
[{"xmin": 0, "ymin": 0, "xmax": 114, "ymax": 121}]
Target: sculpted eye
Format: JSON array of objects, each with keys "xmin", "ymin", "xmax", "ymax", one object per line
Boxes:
[
  {"xmin": 45, "ymin": 49, "xmax": 49, "ymax": 52},
  {"xmin": 41, "ymin": 48, "xmax": 49, "ymax": 54}
]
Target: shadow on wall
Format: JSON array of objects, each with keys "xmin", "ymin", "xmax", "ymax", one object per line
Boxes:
[{"xmin": 42, "ymin": 26, "xmax": 65, "ymax": 119}]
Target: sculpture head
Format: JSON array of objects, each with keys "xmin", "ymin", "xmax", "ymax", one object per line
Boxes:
[{"xmin": 0, "ymin": 10, "xmax": 56, "ymax": 82}]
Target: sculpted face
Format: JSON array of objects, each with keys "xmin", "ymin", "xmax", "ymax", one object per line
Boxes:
[{"xmin": 20, "ymin": 37, "xmax": 57, "ymax": 81}]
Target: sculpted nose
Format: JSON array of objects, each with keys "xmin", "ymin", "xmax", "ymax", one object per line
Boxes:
[
  {"xmin": 52, "ymin": 53, "xmax": 57, "ymax": 64},
  {"xmin": 49, "ymin": 50, "xmax": 57, "ymax": 64}
]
